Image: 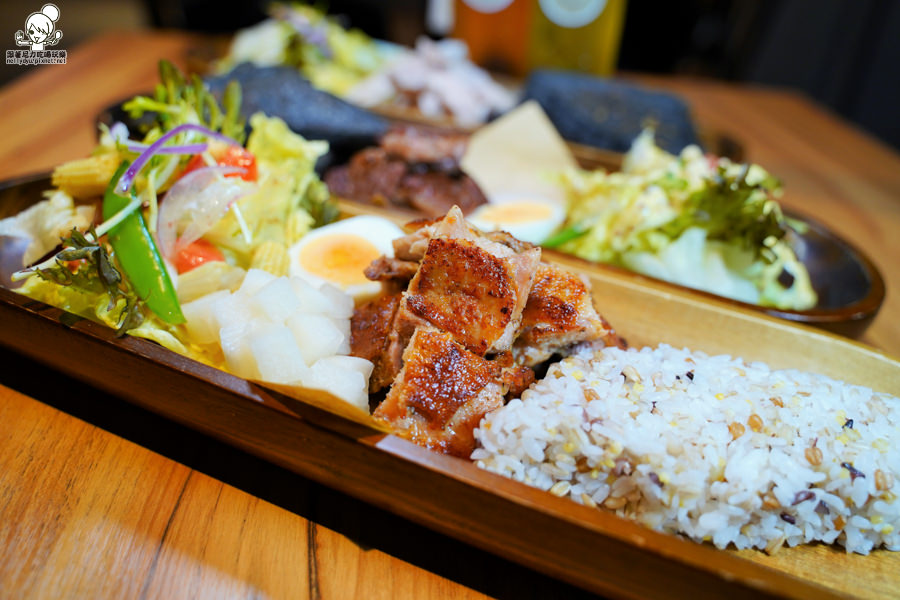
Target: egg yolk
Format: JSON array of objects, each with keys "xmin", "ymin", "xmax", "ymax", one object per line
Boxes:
[
  {"xmin": 297, "ymin": 233, "xmax": 381, "ymax": 286},
  {"xmin": 478, "ymin": 201, "xmax": 554, "ymax": 225}
]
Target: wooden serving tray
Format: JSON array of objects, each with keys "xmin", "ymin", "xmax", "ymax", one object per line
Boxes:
[{"xmin": 1, "ymin": 179, "xmax": 898, "ymax": 599}]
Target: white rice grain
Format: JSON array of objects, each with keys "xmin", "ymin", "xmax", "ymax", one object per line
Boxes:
[{"xmin": 473, "ymin": 344, "xmax": 900, "ymax": 554}]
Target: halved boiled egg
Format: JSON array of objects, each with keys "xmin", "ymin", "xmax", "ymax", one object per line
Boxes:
[
  {"xmin": 467, "ymin": 196, "xmax": 566, "ymax": 244},
  {"xmin": 287, "ymin": 215, "xmax": 405, "ymax": 301}
]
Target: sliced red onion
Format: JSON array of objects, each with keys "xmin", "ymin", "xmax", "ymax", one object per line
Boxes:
[
  {"xmin": 116, "ymin": 123, "xmax": 242, "ymax": 194},
  {"xmin": 108, "ymin": 121, "xmax": 208, "ymax": 155},
  {"xmin": 125, "ymin": 142, "xmax": 208, "ymax": 155},
  {"xmin": 156, "ymin": 165, "xmax": 255, "ymax": 261}
]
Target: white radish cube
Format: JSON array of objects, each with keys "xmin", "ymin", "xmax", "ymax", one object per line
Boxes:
[
  {"xmin": 250, "ymin": 277, "xmax": 302, "ymax": 324},
  {"xmin": 286, "ymin": 312, "xmax": 345, "ymax": 365},
  {"xmin": 248, "ymin": 324, "xmax": 309, "ymax": 384},
  {"xmin": 239, "ymin": 268, "xmax": 277, "ymax": 297},
  {"xmin": 288, "ymin": 276, "xmax": 332, "ymax": 315},
  {"xmin": 332, "ymin": 317, "xmax": 351, "ymax": 354},
  {"xmin": 316, "ymin": 283, "xmax": 354, "ymax": 319},
  {"xmin": 318, "ymin": 355, "xmax": 374, "ymax": 382},
  {"xmin": 303, "ymin": 356, "xmax": 372, "ymax": 411},
  {"xmin": 181, "ymin": 290, "xmax": 230, "ymax": 345},
  {"xmin": 211, "ymin": 292, "xmax": 258, "ymax": 331},
  {"xmin": 219, "ymin": 318, "xmax": 263, "ymax": 380}
]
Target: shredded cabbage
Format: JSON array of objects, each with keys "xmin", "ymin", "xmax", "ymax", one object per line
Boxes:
[
  {"xmin": 203, "ymin": 113, "xmax": 334, "ymax": 265},
  {"xmin": 553, "ymin": 130, "xmax": 817, "ymax": 310}
]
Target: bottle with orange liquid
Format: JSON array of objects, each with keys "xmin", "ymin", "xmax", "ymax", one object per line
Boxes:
[
  {"xmin": 453, "ymin": 0, "xmax": 532, "ymax": 75},
  {"xmin": 452, "ymin": 0, "xmax": 627, "ymax": 76}
]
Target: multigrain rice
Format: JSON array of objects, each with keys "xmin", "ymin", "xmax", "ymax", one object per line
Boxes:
[{"xmin": 472, "ymin": 344, "xmax": 899, "ymax": 554}]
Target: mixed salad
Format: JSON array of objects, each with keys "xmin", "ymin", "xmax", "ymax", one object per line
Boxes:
[
  {"xmin": 217, "ymin": 3, "xmax": 515, "ymax": 127},
  {"xmin": 545, "ymin": 130, "xmax": 817, "ymax": 310},
  {"xmin": 215, "ymin": 3, "xmax": 385, "ymax": 97},
  {"xmin": 3, "ymin": 61, "xmax": 374, "ymax": 411}
]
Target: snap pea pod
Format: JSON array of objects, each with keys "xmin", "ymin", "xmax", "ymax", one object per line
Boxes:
[{"xmin": 103, "ymin": 162, "xmax": 185, "ymax": 324}]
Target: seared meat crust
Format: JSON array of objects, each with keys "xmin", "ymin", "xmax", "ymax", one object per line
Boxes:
[
  {"xmin": 373, "ymin": 327, "xmax": 505, "ymax": 457},
  {"xmin": 324, "ymin": 148, "xmax": 407, "ymax": 209},
  {"xmin": 352, "ymin": 205, "xmax": 624, "ymax": 457},
  {"xmin": 350, "ymin": 292, "xmax": 404, "ymax": 392},
  {"xmin": 404, "ymin": 237, "xmax": 519, "ymax": 355},
  {"xmin": 513, "ymin": 263, "xmax": 614, "ymax": 366},
  {"xmin": 400, "ymin": 172, "xmax": 487, "ymax": 218}
]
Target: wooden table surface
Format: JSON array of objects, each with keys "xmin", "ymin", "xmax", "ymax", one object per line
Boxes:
[{"xmin": 1, "ymin": 31, "xmax": 899, "ymax": 599}]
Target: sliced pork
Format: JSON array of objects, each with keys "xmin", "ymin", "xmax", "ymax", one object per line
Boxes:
[{"xmin": 324, "ymin": 126, "xmax": 487, "ymax": 218}]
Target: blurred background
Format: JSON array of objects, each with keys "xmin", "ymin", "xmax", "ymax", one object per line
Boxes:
[{"xmin": 2, "ymin": 0, "xmax": 898, "ymax": 151}]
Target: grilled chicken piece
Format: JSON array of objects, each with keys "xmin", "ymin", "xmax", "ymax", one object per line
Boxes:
[
  {"xmin": 598, "ymin": 317, "xmax": 628, "ymax": 351},
  {"xmin": 484, "ymin": 230, "xmax": 536, "ymax": 254},
  {"xmin": 493, "ymin": 351, "xmax": 536, "ymax": 398},
  {"xmin": 398, "ymin": 207, "xmax": 541, "ymax": 355},
  {"xmin": 360, "ymin": 207, "xmax": 630, "ymax": 456},
  {"xmin": 393, "ymin": 219, "xmax": 439, "ymax": 261},
  {"xmin": 373, "ymin": 327, "xmax": 505, "ymax": 457},
  {"xmin": 393, "ymin": 215, "xmax": 535, "ymax": 261},
  {"xmin": 513, "ymin": 263, "xmax": 623, "ymax": 367},
  {"xmin": 350, "ymin": 292, "xmax": 405, "ymax": 393},
  {"xmin": 363, "ymin": 255, "xmax": 420, "ymax": 293}
]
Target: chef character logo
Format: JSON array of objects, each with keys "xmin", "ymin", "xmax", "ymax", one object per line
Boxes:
[
  {"xmin": 16, "ymin": 4, "xmax": 63, "ymax": 51},
  {"xmin": 7, "ymin": 3, "xmax": 66, "ymax": 65}
]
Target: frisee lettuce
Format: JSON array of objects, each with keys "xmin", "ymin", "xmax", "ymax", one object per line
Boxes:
[
  {"xmin": 28, "ymin": 227, "xmax": 143, "ymax": 335},
  {"xmin": 554, "ymin": 130, "xmax": 817, "ymax": 310}
]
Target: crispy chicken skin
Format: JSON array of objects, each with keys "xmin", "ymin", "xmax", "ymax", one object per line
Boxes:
[
  {"xmin": 353, "ymin": 205, "xmax": 624, "ymax": 456},
  {"xmin": 354, "ymin": 207, "xmax": 543, "ymax": 394},
  {"xmin": 513, "ymin": 263, "xmax": 624, "ymax": 366},
  {"xmin": 398, "ymin": 207, "xmax": 541, "ymax": 355},
  {"xmin": 373, "ymin": 327, "xmax": 505, "ymax": 457},
  {"xmin": 394, "ymin": 207, "xmax": 536, "ymax": 259}
]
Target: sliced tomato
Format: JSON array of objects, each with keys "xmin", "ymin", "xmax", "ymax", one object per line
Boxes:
[
  {"xmin": 66, "ymin": 258, "xmax": 86, "ymax": 273},
  {"xmin": 184, "ymin": 145, "xmax": 257, "ymax": 182},
  {"xmin": 173, "ymin": 238, "xmax": 226, "ymax": 274}
]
